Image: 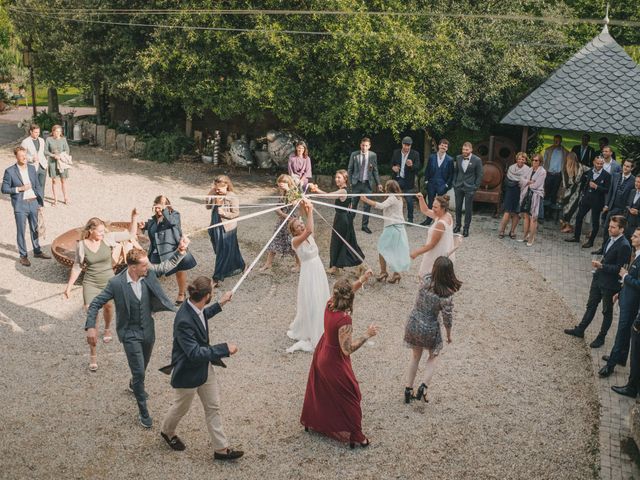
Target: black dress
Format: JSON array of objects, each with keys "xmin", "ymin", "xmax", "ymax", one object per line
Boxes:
[
  {"xmin": 329, "ymin": 197, "xmax": 364, "ymax": 268},
  {"xmin": 209, "ymin": 205, "xmax": 246, "ymax": 282}
]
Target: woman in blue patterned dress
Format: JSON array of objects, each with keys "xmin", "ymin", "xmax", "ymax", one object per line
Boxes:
[{"xmin": 403, "ymin": 256, "xmax": 461, "ymax": 404}]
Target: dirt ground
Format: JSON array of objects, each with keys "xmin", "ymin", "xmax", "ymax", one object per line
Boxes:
[{"xmin": 0, "ymin": 145, "xmax": 598, "ymax": 479}]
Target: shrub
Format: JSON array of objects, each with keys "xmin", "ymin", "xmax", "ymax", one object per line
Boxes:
[
  {"xmin": 141, "ymin": 132, "xmax": 194, "ymax": 163},
  {"xmin": 32, "ymin": 110, "xmax": 60, "ymax": 132}
]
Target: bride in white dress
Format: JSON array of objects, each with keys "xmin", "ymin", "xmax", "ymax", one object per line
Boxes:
[{"xmin": 286, "ymin": 200, "xmax": 331, "ymax": 353}]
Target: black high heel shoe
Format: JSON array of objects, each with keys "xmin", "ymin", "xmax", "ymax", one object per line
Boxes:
[
  {"xmin": 404, "ymin": 387, "xmax": 414, "ymax": 404},
  {"xmin": 349, "ymin": 438, "xmax": 370, "ymax": 449},
  {"xmin": 415, "ymin": 383, "xmax": 429, "ymax": 402}
]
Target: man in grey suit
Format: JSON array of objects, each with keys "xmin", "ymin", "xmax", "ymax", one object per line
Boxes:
[
  {"xmin": 453, "ymin": 142, "xmax": 483, "ymax": 237},
  {"xmin": 347, "ymin": 137, "xmax": 383, "ymax": 234},
  {"xmin": 85, "ymin": 242, "xmax": 188, "ymax": 428}
]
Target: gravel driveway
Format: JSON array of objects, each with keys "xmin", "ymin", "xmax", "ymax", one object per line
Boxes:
[{"xmin": 0, "ymin": 145, "xmax": 598, "ymax": 479}]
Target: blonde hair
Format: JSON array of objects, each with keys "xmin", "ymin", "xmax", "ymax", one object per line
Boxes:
[
  {"xmin": 565, "ymin": 152, "xmax": 580, "ymax": 178},
  {"xmin": 434, "ymin": 195, "xmax": 450, "ymax": 212},
  {"xmin": 276, "ymin": 174, "xmax": 296, "ymax": 190},
  {"xmin": 213, "ymin": 175, "xmax": 234, "ymax": 192},
  {"xmin": 385, "ymin": 179, "xmax": 401, "ymax": 194},
  {"xmin": 515, "ymin": 151, "xmax": 528, "ymax": 164},
  {"xmin": 82, "ymin": 217, "xmax": 106, "ymax": 239},
  {"xmin": 288, "ymin": 217, "xmax": 303, "ymax": 236},
  {"xmin": 51, "ymin": 124, "xmax": 63, "ymax": 136}
]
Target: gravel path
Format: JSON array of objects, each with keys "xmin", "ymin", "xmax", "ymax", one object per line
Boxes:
[{"xmin": 0, "ymin": 145, "xmax": 598, "ymax": 479}]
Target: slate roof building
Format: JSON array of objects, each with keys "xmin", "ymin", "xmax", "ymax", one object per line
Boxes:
[{"xmin": 501, "ymin": 24, "xmax": 640, "ymax": 147}]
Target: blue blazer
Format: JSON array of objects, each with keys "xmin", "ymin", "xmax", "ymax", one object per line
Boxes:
[
  {"xmin": 605, "ymin": 173, "xmax": 635, "ymax": 210},
  {"xmin": 166, "ymin": 302, "xmax": 230, "ymax": 389},
  {"xmin": 424, "ymin": 153, "xmax": 454, "ymax": 193},
  {"xmin": 594, "ymin": 235, "xmax": 631, "ymax": 291},
  {"xmin": 620, "ymin": 254, "xmax": 640, "ymax": 319},
  {"xmin": 1, "ymin": 163, "xmax": 44, "ymax": 213}
]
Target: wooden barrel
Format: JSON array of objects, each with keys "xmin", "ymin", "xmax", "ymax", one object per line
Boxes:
[
  {"xmin": 52, "ymin": 222, "xmax": 148, "ymax": 269},
  {"xmin": 481, "ymin": 161, "xmax": 504, "ymax": 190}
]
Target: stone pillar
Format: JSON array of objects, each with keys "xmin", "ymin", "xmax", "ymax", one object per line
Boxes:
[
  {"xmin": 96, "ymin": 125, "xmax": 107, "ymax": 147},
  {"xmin": 106, "ymin": 129, "xmax": 116, "ymax": 149}
]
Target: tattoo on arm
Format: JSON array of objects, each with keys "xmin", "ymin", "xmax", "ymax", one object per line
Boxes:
[{"xmin": 338, "ymin": 325, "xmax": 368, "ymax": 356}]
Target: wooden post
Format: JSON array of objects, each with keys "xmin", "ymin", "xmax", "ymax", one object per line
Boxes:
[
  {"xmin": 185, "ymin": 116, "xmax": 193, "ymax": 137},
  {"xmin": 520, "ymin": 126, "xmax": 529, "ymax": 153}
]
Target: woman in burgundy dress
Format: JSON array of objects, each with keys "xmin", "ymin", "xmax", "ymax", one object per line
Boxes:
[{"xmin": 300, "ymin": 270, "xmax": 379, "ymax": 448}]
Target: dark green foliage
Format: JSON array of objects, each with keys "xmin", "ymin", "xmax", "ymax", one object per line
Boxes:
[
  {"xmin": 32, "ymin": 110, "xmax": 59, "ymax": 132},
  {"xmin": 141, "ymin": 132, "xmax": 194, "ymax": 163}
]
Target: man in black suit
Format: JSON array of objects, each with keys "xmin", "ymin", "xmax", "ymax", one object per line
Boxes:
[
  {"xmin": 624, "ymin": 177, "xmax": 640, "ymax": 238},
  {"xmin": 593, "ymin": 159, "xmax": 635, "ymax": 253},
  {"xmin": 612, "ymin": 307, "xmax": 640, "ymax": 398},
  {"xmin": 565, "ymin": 156, "xmax": 611, "ymax": 248},
  {"xmin": 565, "ymin": 215, "xmax": 632, "ymax": 348},
  {"xmin": 452, "ymin": 142, "xmax": 483, "ymax": 237},
  {"xmin": 599, "ymin": 227, "xmax": 640, "ymax": 377},
  {"xmin": 390, "ymin": 136, "xmax": 421, "ymax": 223},
  {"xmin": 160, "ymin": 277, "xmax": 243, "ymax": 461},
  {"xmin": 571, "ymin": 134, "xmax": 596, "ymax": 168}
]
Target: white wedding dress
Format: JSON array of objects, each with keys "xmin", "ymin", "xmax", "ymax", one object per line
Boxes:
[{"xmin": 287, "ymin": 236, "xmax": 330, "ymax": 353}]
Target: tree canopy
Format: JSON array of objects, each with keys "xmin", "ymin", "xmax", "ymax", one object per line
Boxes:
[{"xmin": 5, "ymin": 1, "xmax": 639, "ymax": 140}]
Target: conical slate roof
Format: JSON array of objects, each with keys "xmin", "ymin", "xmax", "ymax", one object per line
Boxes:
[{"xmin": 501, "ymin": 27, "xmax": 640, "ymax": 136}]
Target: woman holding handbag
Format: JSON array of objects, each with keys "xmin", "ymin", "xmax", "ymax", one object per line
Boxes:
[
  {"xmin": 518, "ymin": 154, "xmax": 547, "ymax": 247},
  {"xmin": 140, "ymin": 195, "xmax": 197, "ymax": 305},
  {"xmin": 63, "ymin": 208, "xmax": 139, "ymax": 371},
  {"xmin": 44, "ymin": 124, "xmax": 71, "ymax": 206}
]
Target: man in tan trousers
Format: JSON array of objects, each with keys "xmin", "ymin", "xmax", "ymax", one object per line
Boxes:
[{"xmin": 160, "ymin": 276, "xmax": 243, "ymax": 460}]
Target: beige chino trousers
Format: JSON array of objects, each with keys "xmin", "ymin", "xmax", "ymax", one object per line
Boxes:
[{"xmin": 161, "ymin": 364, "xmax": 228, "ymax": 450}]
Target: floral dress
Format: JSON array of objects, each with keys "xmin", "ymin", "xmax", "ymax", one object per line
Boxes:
[
  {"xmin": 404, "ymin": 274, "xmax": 454, "ymax": 355},
  {"xmin": 266, "ymin": 202, "xmax": 295, "ymax": 256}
]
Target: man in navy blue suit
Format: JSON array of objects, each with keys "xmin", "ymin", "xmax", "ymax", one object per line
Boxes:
[
  {"xmin": 390, "ymin": 136, "xmax": 421, "ymax": 223},
  {"xmin": 1, "ymin": 146, "xmax": 51, "ymax": 266},
  {"xmin": 565, "ymin": 215, "xmax": 632, "ymax": 348},
  {"xmin": 421, "ymin": 138, "xmax": 453, "ymax": 226},
  {"xmin": 160, "ymin": 276, "xmax": 243, "ymax": 461},
  {"xmin": 599, "ymin": 227, "xmax": 640, "ymax": 377}
]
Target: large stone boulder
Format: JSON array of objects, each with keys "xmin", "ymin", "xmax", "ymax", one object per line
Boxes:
[
  {"xmin": 82, "ymin": 122, "xmax": 97, "ymax": 142},
  {"xmin": 133, "ymin": 141, "xmax": 145, "ymax": 157},
  {"xmin": 116, "ymin": 133, "xmax": 127, "ymax": 151},
  {"xmin": 96, "ymin": 125, "xmax": 107, "ymax": 147},
  {"xmin": 263, "ymin": 130, "xmax": 305, "ymax": 168},
  {"xmin": 106, "ymin": 129, "xmax": 116, "ymax": 149},
  {"xmin": 229, "ymin": 139, "xmax": 253, "ymax": 167},
  {"xmin": 125, "ymin": 135, "xmax": 136, "ymax": 152}
]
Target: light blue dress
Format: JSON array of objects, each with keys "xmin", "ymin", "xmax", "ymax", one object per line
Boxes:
[{"xmin": 374, "ymin": 195, "xmax": 410, "ymax": 273}]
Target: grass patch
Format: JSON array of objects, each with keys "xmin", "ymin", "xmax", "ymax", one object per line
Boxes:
[
  {"xmin": 540, "ymin": 128, "xmax": 619, "ymax": 152},
  {"xmin": 8, "ymin": 85, "xmax": 91, "ymax": 107}
]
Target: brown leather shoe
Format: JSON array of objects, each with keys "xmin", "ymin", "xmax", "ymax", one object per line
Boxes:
[
  {"xmin": 34, "ymin": 252, "xmax": 51, "ymax": 259},
  {"xmin": 161, "ymin": 432, "xmax": 186, "ymax": 451},
  {"xmin": 19, "ymin": 256, "xmax": 31, "ymax": 267}
]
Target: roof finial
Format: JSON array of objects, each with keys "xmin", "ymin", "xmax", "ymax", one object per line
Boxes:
[{"xmin": 603, "ymin": 2, "xmax": 610, "ymax": 33}]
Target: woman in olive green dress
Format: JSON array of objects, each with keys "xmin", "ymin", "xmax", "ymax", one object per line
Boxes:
[
  {"xmin": 44, "ymin": 124, "xmax": 71, "ymax": 205},
  {"xmin": 64, "ymin": 209, "xmax": 139, "ymax": 371}
]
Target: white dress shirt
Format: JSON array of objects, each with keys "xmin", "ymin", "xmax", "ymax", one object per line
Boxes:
[
  {"xmin": 461, "ymin": 157, "xmax": 470, "ymax": 173},
  {"xmin": 437, "ymin": 152, "xmax": 445, "ymax": 168},
  {"xmin": 603, "ymin": 160, "xmax": 614, "ymax": 173},
  {"xmin": 126, "ymin": 271, "xmax": 144, "ymax": 300},
  {"xmin": 17, "ymin": 166, "xmax": 36, "ymax": 200}
]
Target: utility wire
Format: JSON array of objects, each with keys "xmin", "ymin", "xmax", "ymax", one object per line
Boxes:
[
  {"xmin": 8, "ymin": 7, "xmax": 572, "ymax": 48},
  {"xmin": 6, "ymin": 6, "xmax": 640, "ymax": 28}
]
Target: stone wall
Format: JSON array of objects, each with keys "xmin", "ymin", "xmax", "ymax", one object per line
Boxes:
[{"xmin": 76, "ymin": 120, "xmax": 143, "ymax": 158}]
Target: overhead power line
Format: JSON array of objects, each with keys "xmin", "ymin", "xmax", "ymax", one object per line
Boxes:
[
  {"xmin": 7, "ymin": 6, "xmax": 573, "ymax": 48},
  {"xmin": 6, "ymin": 6, "xmax": 640, "ymax": 28}
]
